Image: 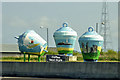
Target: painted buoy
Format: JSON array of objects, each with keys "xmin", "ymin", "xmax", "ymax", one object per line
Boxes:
[
  {"xmin": 15, "ymin": 30, "xmax": 48, "ymax": 55},
  {"xmin": 78, "ymin": 27, "xmax": 104, "ymax": 62},
  {"xmin": 53, "ymin": 22, "xmax": 77, "ymax": 56}
]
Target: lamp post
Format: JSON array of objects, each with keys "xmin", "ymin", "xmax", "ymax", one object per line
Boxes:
[
  {"xmin": 40, "ymin": 26, "xmax": 49, "ymax": 48},
  {"xmin": 46, "ymin": 28, "xmax": 49, "ymax": 48},
  {"xmin": 40, "ymin": 26, "xmax": 49, "ymax": 62}
]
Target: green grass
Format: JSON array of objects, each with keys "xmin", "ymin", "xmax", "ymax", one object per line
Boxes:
[
  {"xmin": 1, "ymin": 56, "xmax": 46, "ymax": 62},
  {"xmin": 1, "ymin": 49, "xmax": 119, "ymax": 62},
  {"xmin": 46, "ymin": 50, "xmax": 58, "ymax": 55},
  {"xmin": 99, "ymin": 49, "xmax": 118, "ymax": 61},
  {"xmin": 75, "ymin": 49, "xmax": 119, "ymax": 61}
]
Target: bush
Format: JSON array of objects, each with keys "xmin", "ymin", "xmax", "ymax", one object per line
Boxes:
[
  {"xmin": 99, "ymin": 49, "xmax": 118, "ymax": 61},
  {"xmin": 46, "ymin": 50, "xmax": 58, "ymax": 55},
  {"xmin": 1, "ymin": 49, "xmax": 119, "ymax": 62},
  {"xmin": 73, "ymin": 51, "xmax": 80, "ymax": 56}
]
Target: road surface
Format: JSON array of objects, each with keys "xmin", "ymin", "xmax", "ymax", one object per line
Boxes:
[{"xmin": 1, "ymin": 77, "xmax": 119, "ymax": 80}]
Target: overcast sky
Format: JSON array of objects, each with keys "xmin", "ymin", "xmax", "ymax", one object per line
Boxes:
[{"xmin": 2, "ymin": 2, "xmax": 118, "ymax": 51}]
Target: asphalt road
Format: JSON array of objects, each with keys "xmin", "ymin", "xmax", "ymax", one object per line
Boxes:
[
  {"xmin": 1, "ymin": 77, "xmax": 119, "ymax": 80},
  {"xmin": 1, "ymin": 77, "xmax": 80, "ymax": 80}
]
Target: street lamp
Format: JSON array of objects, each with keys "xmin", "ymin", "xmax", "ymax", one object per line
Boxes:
[
  {"xmin": 40, "ymin": 26, "xmax": 49, "ymax": 48},
  {"xmin": 40, "ymin": 26, "xmax": 49, "ymax": 62}
]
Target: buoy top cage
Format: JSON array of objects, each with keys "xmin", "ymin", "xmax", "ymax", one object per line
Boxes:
[
  {"xmin": 63, "ymin": 22, "xmax": 68, "ymax": 27},
  {"xmin": 54, "ymin": 22, "xmax": 77, "ymax": 37},
  {"xmin": 88, "ymin": 27, "xmax": 94, "ymax": 32},
  {"xmin": 78, "ymin": 27, "xmax": 103, "ymax": 41}
]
